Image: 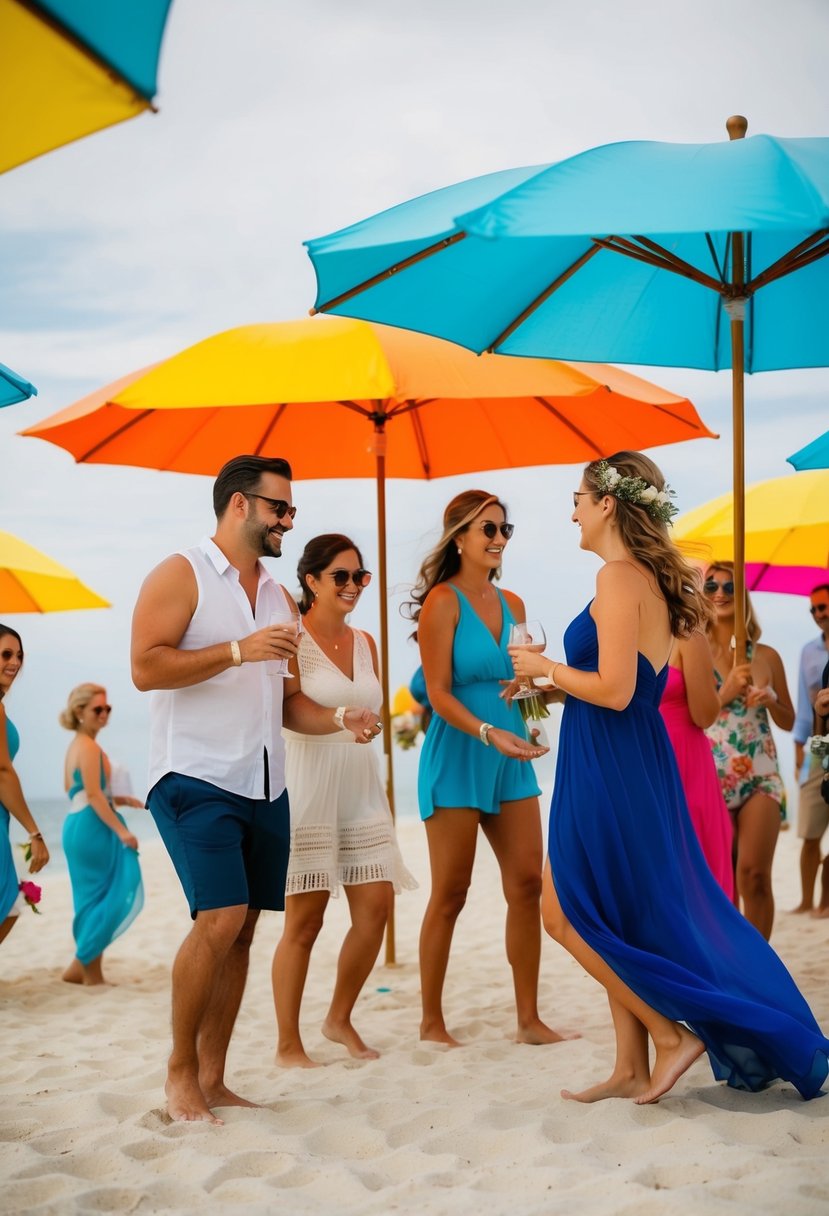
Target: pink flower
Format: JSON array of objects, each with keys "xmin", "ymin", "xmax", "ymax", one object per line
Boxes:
[{"xmin": 19, "ymin": 880, "xmax": 42, "ymax": 914}]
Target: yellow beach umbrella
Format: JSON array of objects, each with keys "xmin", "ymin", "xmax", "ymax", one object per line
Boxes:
[
  {"xmin": 0, "ymin": 0, "xmax": 174, "ymax": 174},
  {"xmin": 0, "ymin": 530, "xmax": 109, "ymax": 613},
  {"xmin": 674, "ymin": 469, "xmax": 829, "ymax": 573}
]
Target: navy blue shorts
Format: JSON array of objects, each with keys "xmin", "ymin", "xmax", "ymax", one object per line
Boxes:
[{"xmin": 148, "ymin": 773, "xmax": 290, "ymax": 918}]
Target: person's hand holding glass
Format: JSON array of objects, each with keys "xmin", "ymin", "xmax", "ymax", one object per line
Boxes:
[
  {"xmin": 507, "ymin": 621, "xmax": 547, "ymax": 699},
  {"xmin": 268, "ymin": 610, "xmax": 303, "ymax": 677}
]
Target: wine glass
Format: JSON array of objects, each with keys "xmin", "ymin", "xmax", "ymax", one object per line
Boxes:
[
  {"xmin": 269, "ymin": 610, "xmax": 303, "ymax": 678},
  {"xmin": 508, "ymin": 620, "xmax": 547, "ymax": 700}
]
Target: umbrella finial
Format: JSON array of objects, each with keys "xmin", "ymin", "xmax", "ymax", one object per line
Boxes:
[{"xmin": 726, "ymin": 115, "xmax": 748, "ymax": 140}]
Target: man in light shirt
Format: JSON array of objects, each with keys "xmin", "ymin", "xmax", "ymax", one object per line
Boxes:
[
  {"xmin": 132, "ymin": 455, "xmax": 379, "ymax": 1124},
  {"xmin": 792, "ymin": 583, "xmax": 829, "ymax": 914}
]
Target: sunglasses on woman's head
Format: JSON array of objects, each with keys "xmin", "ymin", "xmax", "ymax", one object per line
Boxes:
[
  {"xmin": 479, "ymin": 522, "xmax": 514, "ymax": 540},
  {"xmin": 326, "ymin": 569, "xmax": 372, "ymax": 588},
  {"xmin": 91, "ymin": 705, "xmax": 112, "ymax": 717},
  {"xmin": 704, "ymin": 579, "xmax": 734, "ymax": 596}
]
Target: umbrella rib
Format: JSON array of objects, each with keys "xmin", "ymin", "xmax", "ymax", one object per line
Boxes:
[
  {"xmin": 388, "ymin": 399, "xmax": 434, "ymax": 417},
  {"xmin": 17, "ymin": 0, "xmax": 157, "ymax": 106},
  {"xmin": 311, "ymin": 232, "xmax": 467, "ymax": 315},
  {"xmin": 533, "ymin": 397, "xmax": 605, "ymax": 456},
  {"xmin": 595, "ymin": 237, "xmax": 725, "ymax": 294},
  {"xmin": 646, "ymin": 401, "xmax": 718, "ymax": 434},
  {"xmin": 78, "ymin": 408, "xmax": 156, "ymax": 462},
  {"xmin": 339, "ymin": 400, "xmax": 373, "ymax": 417},
  {"xmin": 254, "ymin": 403, "xmax": 287, "ymax": 455},
  {"xmin": 748, "ymin": 230, "xmax": 829, "ymax": 292},
  {"xmin": 486, "ymin": 245, "xmax": 602, "ymax": 352},
  {"xmin": 408, "ymin": 408, "xmax": 432, "ymax": 478},
  {"xmin": 704, "ymin": 234, "xmax": 728, "ymax": 285}
]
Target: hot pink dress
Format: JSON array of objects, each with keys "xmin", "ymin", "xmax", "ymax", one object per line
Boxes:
[{"xmin": 659, "ymin": 665, "xmax": 734, "ymax": 898}]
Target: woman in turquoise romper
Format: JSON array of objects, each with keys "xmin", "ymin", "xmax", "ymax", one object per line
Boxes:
[
  {"xmin": 60, "ymin": 683, "xmax": 143, "ymax": 984},
  {"xmin": 411, "ymin": 490, "xmax": 571, "ymax": 1047}
]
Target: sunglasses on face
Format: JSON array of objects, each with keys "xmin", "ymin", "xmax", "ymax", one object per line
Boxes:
[
  {"xmin": 479, "ymin": 522, "xmax": 514, "ymax": 540},
  {"xmin": 326, "ymin": 568, "xmax": 372, "ymax": 588},
  {"xmin": 91, "ymin": 705, "xmax": 112, "ymax": 717},
  {"xmin": 245, "ymin": 493, "xmax": 297, "ymax": 521},
  {"xmin": 811, "ymin": 603, "xmax": 829, "ymax": 616},
  {"xmin": 704, "ymin": 579, "xmax": 734, "ymax": 596},
  {"xmin": 1, "ymin": 648, "xmax": 22, "ymax": 662}
]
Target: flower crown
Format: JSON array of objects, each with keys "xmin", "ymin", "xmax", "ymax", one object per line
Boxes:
[{"xmin": 593, "ymin": 460, "xmax": 678, "ymax": 524}]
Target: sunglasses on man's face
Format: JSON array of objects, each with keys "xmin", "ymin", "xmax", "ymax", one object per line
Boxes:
[
  {"xmin": 245, "ymin": 493, "xmax": 297, "ymax": 521},
  {"xmin": 811, "ymin": 603, "xmax": 829, "ymax": 616},
  {"xmin": 91, "ymin": 705, "xmax": 112, "ymax": 717},
  {"xmin": 704, "ymin": 579, "xmax": 735, "ymax": 596},
  {"xmin": 479, "ymin": 521, "xmax": 515, "ymax": 541},
  {"xmin": 326, "ymin": 568, "xmax": 372, "ymax": 588}
]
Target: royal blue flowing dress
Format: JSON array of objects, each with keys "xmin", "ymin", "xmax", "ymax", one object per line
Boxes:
[
  {"xmin": 63, "ymin": 762, "xmax": 144, "ymax": 964},
  {"xmin": 549, "ymin": 605, "xmax": 829, "ymax": 1099},
  {"xmin": 0, "ymin": 715, "xmax": 21, "ymax": 921}
]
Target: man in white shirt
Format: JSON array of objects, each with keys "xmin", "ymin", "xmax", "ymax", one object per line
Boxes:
[
  {"xmin": 792, "ymin": 583, "xmax": 829, "ymax": 913},
  {"xmin": 131, "ymin": 455, "xmax": 379, "ymax": 1124}
]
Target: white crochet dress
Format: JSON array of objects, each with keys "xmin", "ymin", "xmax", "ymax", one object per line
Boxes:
[{"xmin": 282, "ymin": 628, "xmax": 417, "ymax": 897}]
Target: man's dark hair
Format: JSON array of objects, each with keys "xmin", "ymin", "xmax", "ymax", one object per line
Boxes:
[
  {"xmin": 811, "ymin": 583, "xmax": 829, "ymax": 598},
  {"xmin": 213, "ymin": 455, "xmax": 293, "ymax": 518}
]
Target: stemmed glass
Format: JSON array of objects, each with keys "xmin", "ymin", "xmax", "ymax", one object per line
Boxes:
[
  {"xmin": 508, "ymin": 620, "xmax": 547, "ymax": 700},
  {"xmin": 269, "ymin": 610, "xmax": 303, "ymax": 678}
]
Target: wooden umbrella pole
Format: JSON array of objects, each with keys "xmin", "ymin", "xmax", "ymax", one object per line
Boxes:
[
  {"xmin": 371, "ymin": 419, "xmax": 397, "ymax": 966},
  {"xmin": 727, "ymin": 115, "xmax": 749, "ymax": 666}
]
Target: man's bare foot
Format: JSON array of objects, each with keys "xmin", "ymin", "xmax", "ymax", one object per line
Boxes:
[
  {"xmin": 562, "ymin": 1071, "xmax": 651, "ymax": 1103},
  {"xmin": 165, "ymin": 1070, "xmax": 223, "ymax": 1124},
  {"xmin": 515, "ymin": 1017, "xmax": 581, "ymax": 1045},
  {"xmin": 322, "ymin": 1017, "xmax": 380, "ymax": 1060},
  {"xmin": 790, "ymin": 903, "xmax": 814, "ymax": 914},
  {"xmin": 634, "ymin": 1026, "xmax": 705, "ymax": 1104},
  {"xmin": 275, "ymin": 1044, "xmax": 323, "ymax": 1069},
  {"xmin": 419, "ymin": 1020, "xmax": 463, "ymax": 1047},
  {"xmin": 200, "ymin": 1081, "xmax": 259, "ymax": 1109},
  {"xmin": 810, "ymin": 906, "xmax": 829, "ymax": 919}
]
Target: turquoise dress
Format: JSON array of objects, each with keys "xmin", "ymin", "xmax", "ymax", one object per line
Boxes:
[
  {"xmin": 63, "ymin": 761, "xmax": 144, "ymax": 964},
  {"xmin": 0, "ymin": 715, "xmax": 21, "ymax": 921},
  {"xmin": 418, "ymin": 586, "xmax": 541, "ymax": 819}
]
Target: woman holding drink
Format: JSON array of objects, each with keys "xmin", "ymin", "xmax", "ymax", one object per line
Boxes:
[{"xmin": 410, "ymin": 490, "xmax": 569, "ymax": 1047}]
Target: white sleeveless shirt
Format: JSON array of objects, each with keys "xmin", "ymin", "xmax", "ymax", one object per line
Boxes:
[{"xmin": 147, "ymin": 536, "xmax": 292, "ymax": 800}]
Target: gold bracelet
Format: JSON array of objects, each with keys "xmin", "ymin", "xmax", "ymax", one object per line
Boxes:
[
  {"xmin": 547, "ymin": 662, "xmax": 561, "ymax": 688},
  {"xmin": 229, "ymin": 640, "xmax": 242, "ymax": 667}
]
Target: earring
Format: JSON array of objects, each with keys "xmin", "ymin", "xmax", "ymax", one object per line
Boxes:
[{"xmin": 457, "ymin": 546, "xmax": 462, "ymax": 555}]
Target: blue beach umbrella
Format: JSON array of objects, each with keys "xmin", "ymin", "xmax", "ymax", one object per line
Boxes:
[
  {"xmin": 0, "ymin": 362, "xmax": 37, "ymax": 408},
  {"xmin": 788, "ymin": 431, "xmax": 829, "ymax": 472},
  {"xmin": 306, "ymin": 118, "xmax": 829, "ymax": 657}
]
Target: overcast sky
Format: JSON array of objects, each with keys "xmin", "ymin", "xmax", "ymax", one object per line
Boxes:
[{"xmin": 1, "ymin": 0, "xmax": 828, "ymax": 800}]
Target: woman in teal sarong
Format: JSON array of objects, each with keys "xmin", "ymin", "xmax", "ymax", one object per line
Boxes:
[{"xmin": 60, "ymin": 683, "xmax": 143, "ymax": 984}]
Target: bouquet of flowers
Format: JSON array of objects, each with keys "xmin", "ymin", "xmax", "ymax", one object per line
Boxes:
[
  {"xmin": 391, "ymin": 684, "xmax": 428, "ymax": 751},
  {"xmin": 18, "ymin": 880, "xmax": 42, "ymax": 914},
  {"xmin": 518, "ymin": 692, "xmax": 550, "ymax": 724}
]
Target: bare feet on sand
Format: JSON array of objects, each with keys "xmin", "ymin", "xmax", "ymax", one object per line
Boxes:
[
  {"xmin": 810, "ymin": 906, "xmax": 829, "ymax": 919},
  {"xmin": 789, "ymin": 903, "xmax": 814, "ymax": 914},
  {"xmin": 275, "ymin": 1044, "xmax": 323, "ymax": 1069},
  {"xmin": 200, "ymin": 1081, "xmax": 259, "ymax": 1110},
  {"xmin": 633, "ymin": 1026, "xmax": 705, "ymax": 1105},
  {"xmin": 62, "ymin": 959, "xmax": 110, "ymax": 986},
  {"xmin": 515, "ymin": 1018, "xmax": 581, "ymax": 1045},
  {"xmin": 419, "ymin": 1021, "xmax": 463, "ymax": 1047},
  {"xmin": 562, "ymin": 1070, "xmax": 651, "ymax": 1103},
  {"xmin": 322, "ymin": 1018, "xmax": 380, "ymax": 1060},
  {"xmin": 165, "ymin": 1069, "xmax": 223, "ymax": 1124}
]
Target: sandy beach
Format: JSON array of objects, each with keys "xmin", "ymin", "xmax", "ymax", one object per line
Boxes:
[{"xmin": 2, "ymin": 818, "xmax": 828, "ymax": 1216}]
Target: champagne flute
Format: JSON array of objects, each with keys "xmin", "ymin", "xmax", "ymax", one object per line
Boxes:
[
  {"xmin": 269, "ymin": 610, "xmax": 302, "ymax": 678},
  {"xmin": 508, "ymin": 620, "xmax": 547, "ymax": 700}
]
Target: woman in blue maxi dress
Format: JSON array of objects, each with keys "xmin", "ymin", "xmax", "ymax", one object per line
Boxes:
[
  {"xmin": 0, "ymin": 625, "xmax": 49, "ymax": 945},
  {"xmin": 60, "ymin": 683, "xmax": 143, "ymax": 985},
  {"xmin": 511, "ymin": 452, "xmax": 829, "ymax": 1103}
]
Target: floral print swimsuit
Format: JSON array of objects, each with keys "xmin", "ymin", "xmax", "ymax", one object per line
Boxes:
[{"xmin": 706, "ymin": 651, "xmax": 786, "ymax": 816}]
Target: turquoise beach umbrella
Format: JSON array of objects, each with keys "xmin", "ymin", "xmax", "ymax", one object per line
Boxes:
[
  {"xmin": 306, "ymin": 118, "xmax": 829, "ymax": 659},
  {"xmin": 0, "ymin": 362, "xmax": 37, "ymax": 408},
  {"xmin": 788, "ymin": 431, "xmax": 829, "ymax": 472}
]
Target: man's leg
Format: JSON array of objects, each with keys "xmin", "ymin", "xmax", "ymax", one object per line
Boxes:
[
  {"xmin": 198, "ymin": 906, "xmax": 261, "ymax": 1107},
  {"xmin": 166, "ymin": 903, "xmax": 248, "ymax": 1124}
]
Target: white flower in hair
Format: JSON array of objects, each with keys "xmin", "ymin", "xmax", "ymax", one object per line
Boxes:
[
  {"xmin": 604, "ymin": 466, "xmax": 622, "ymax": 488},
  {"xmin": 593, "ymin": 459, "xmax": 679, "ymax": 524},
  {"xmin": 639, "ymin": 486, "xmax": 658, "ymax": 503}
]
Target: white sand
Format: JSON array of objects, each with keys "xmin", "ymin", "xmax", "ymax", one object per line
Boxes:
[{"xmin": 2, "ymin": 820, "xmax": 829, "ymax": 1216}]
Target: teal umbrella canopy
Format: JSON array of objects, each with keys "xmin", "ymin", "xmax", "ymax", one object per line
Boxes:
[
  {"xmin": 788, "ymin": 430, "xmax": 829, "ymax": 471},
  {"xmin": 0, "ymin": 362, "xmax": 37, "ymax": 408},
  {"xmin": 307, "ymin": 131, "xmax": 829, "ymax": 370}
]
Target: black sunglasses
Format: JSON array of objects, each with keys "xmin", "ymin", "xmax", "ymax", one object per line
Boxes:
[
  {"xmin": 245, "ymin": 493, "xmax": 297, "ymax": 520},
  {"xmin": 92, "ymin": 705, "xmax": 112, "ymax": 717},
  {"xmin": 327, "ymin": 568, "xmax": 372, "ymax": 588},
  {"xmin": 704, "ymin": 579, "xmax": 734, "ymax": 596},
  {"xmin": 810, "ymin": 603, "xmax": 829, "ymax": 616},
  {"xmin": 479, "ymin": 522, "xmax": 514, "ymax": 540},
  {"xmin": 1, "ymin": 648, "xmax": 22, "ymax": 662}
]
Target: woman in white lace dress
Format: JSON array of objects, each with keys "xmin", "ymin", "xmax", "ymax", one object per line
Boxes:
[{"xmin": 273, "ymin": 534, "xmax": 417, "ymax": 1066}]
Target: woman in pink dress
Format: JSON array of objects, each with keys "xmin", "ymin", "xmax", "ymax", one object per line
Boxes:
[{"xmin": 659, "ymin": 632, "xmax": 734, "ymax": 897}]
